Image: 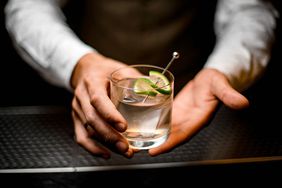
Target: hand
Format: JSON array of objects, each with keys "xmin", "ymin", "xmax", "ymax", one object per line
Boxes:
[
  {"xmin": 71, "ymin": 52, "xmax": 134, "ymax": 159},
  {"xmin": 149, "ymin": 68, "xmax": 249, "ymax": 156}
]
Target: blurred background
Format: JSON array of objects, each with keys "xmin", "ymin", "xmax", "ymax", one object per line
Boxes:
[{"xmin": 0, "ymin": 0, "xmax": 281, "ymax": 107}]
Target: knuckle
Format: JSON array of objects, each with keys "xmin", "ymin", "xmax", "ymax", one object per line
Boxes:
[
  {"xmin": 73, "ymin": 87, "xmax": 82, "ymax": 98},
  {"xmin": 85, "ymin": 115, "xmax": 96, "ymax": 126},
  {"xmin": 103, "ymin": 132, "xmax": 118, "ymax": 143},
  {"xmin": 71, "ymin": 99, "xmax": 77, "ymax": 109},
  {"xmin": 90, "ymin": 94, "xmax": 100, "ymax": 106},
  {"xmin": 75, "ymin": 134, "xmax": 87, "ymax": 145},
  {"xmin": 220, "ymin": 88, "xmax": 229, "ymax": 101},
  {"xmin": 82, "ymin": 109, "xmax": 96, "ymax": 125}
]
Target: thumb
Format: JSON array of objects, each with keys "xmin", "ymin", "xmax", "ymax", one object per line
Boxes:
[{"xmin": 212, "ymin": 75, "xmax": 249, "ymax": 110}]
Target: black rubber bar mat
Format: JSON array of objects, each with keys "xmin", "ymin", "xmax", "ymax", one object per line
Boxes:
[{"xmin": 1, "ymin": 105, "xmax": 282, "ymax": 173}]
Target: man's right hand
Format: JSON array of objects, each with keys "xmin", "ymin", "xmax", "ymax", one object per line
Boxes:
[{"xmin": 70, "ymin": 52, "xmax": 134, "ymax": 159}]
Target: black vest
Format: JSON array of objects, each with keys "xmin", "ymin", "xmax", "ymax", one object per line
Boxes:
[{"xmin": 66, "ymin": 0, "xmax": 217, "ymax": 93}]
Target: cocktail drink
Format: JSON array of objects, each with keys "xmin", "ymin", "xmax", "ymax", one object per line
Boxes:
[{"xmin": 110, "ymin": 65, "xmax": 174, "ymax": 150}]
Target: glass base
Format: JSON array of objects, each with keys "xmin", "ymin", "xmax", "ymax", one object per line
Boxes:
[{"xmin": 127, "ymin": 134, "xmax": 168, "ymax": 150}]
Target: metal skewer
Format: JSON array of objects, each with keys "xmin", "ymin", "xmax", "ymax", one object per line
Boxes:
[{"xmin": 162, "ymin": 51, "xmax": 180, "ymax": 74}]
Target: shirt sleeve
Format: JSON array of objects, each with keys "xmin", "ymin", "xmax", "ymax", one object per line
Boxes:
[
  {"xmin": 204, "ymin": 0, "xmax": 279, "ymax": 91},
  {"xmin": 5, "ymin": 0, "xmax": 95, "ymax": 91}
]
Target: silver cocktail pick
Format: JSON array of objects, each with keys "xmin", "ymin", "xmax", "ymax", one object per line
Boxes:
[{"xmin": 162, "ymin": 51, "xmax": 180, "ymax": 74}]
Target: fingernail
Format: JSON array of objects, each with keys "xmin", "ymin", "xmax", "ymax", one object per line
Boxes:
[
  {"xmin": 116, "ymin": 141, "xmax": 128, "ymax": 153},
  {"xmin": 117, "ymin": 123, "xmax": 126, "ymax": 132},
  {"xmin": 124, "ymin": 150, "xmax": 133, "ymax": 158}
]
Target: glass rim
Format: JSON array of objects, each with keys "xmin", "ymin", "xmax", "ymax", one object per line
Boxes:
[{"xmin": 109, "ymin": 64, "xmax": 174, "ymax": 91}]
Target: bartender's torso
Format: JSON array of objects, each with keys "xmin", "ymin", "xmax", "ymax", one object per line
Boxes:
[{"xmin": 71, "ymin": 0, "xmax": 217, "ymax": 92}]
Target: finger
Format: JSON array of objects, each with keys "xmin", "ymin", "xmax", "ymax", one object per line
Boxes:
[
  {"xmin": 212, "ymin": 76, "xmax": 249, "ymax": 110},
  {"xmin": 76, "ymin": 86, "xmax": 130, "ymax": 155},
  {"xmin": 80, "ymin": 98, "xmax": 127, "ymax": 147},
  {"xmin": 72, "ymin": 111, "xmax": 111, "ymax": 159},
  {"xmin": 87, "ymin": 84, "xmax": 127, "ymax": 132},
  {"xmin": 148, "ymin": 124, "xmax": 197, "ymax": 156},
  {"xmin": 149, "ymin": 105, "xmax": 208, "ymax": 157},
  {"xmin": 72, "ymin": 94, "xmax": 96, "ymax": 136},
  {"xmin": 123, "ymin": 148, "xmax": 135, "ymax": 159},
  {"xmin": 85, "ymin": 123, "xmax": 97, "ymax": 137},
  {"xmin": 72, "ymin": 95, "xmax": 87, "ymax": 124},
  {"xmin": 73, "ymin": 102, "xmax": 132, "ymax": 158}
]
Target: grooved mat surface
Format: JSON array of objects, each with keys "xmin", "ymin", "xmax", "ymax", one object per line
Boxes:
[{"xmin": 1, "ymin": 105, "xmax": 282, "ymax": 171}]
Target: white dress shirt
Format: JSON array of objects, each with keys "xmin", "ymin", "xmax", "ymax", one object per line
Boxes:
[{"xmin": 5, "ymin": 0, "xmax": 278, "ymax": 91}]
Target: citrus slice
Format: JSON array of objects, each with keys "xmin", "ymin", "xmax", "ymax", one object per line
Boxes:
[
  {"xmin": 133, "ymin": 77, "xmax": 158, "ymax": 96},
  {"xmin": 149, "ymin": 70, "xmax": 171, "ymax": 95}
]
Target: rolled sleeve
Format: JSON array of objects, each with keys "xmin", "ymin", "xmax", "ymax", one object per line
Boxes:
[
  {"xmin": 204, "ymin": 0, "xmax": 278, "ymax": 91},
  {"xmin": 5, "ymin": 0, "xmax": 95, "ymax": 90}
]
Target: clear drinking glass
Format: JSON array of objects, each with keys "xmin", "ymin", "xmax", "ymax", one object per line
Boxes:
[{"xmin": 110, "ymin": 65, "xmax": 174, "ymax": 150}]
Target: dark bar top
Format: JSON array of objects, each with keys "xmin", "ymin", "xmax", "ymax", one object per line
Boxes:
[
  {"xmin": 0, "ymin": 101, "xmax": 281, "ymax": 173},
  {"xmin": 0, "ymin": 66, "xmax": 282, "ymax": 186}
]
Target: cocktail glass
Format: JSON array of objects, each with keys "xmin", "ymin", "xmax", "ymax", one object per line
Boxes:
[{"xmin": 110, "ymin": 64, "xmax": 174, "ymax": 150}]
